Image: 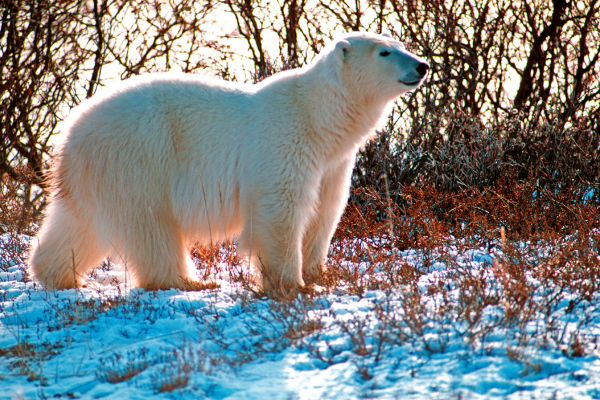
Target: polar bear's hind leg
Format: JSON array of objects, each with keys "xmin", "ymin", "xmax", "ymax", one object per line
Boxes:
[{"xmin": 29, "ymin": 199, "xmax": 108, "ymax": 289}]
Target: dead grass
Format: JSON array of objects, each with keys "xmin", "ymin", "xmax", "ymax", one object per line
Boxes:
[{"xmin": 315, "ymin": 173, "xmax": 599, "ymax": 366}]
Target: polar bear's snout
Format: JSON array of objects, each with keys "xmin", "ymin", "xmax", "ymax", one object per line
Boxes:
[{"xmin": 390, "ymin": 48, "xmax": 429, "ymax": 87}]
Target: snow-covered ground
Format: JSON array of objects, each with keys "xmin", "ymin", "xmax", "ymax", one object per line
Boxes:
[{"xmin": 1, "ymin": 234, "xmax": 600, "ymax": 400}]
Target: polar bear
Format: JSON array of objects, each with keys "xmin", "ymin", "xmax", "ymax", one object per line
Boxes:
[{"xmin": 29, "ymin": 32, "xmax": 428, "ymax": 294}]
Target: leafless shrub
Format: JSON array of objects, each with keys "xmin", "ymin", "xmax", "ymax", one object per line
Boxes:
[
  {"xmin": 354, "ymin": 103, "xmax": 600, "ymax": 202},
  {"xmin": 3, "ymin": 1, "xmax": 599, "ymax": 222}
]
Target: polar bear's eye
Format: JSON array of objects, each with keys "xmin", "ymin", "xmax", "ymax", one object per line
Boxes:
[{"xmin": 379, "ymin": 50, "xmax": 391, "ymax": 57}]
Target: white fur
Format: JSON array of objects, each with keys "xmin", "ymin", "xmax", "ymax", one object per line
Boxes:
[{"xmin": 29, "ymin": 32, "xmax": 428, "ymax": 293}]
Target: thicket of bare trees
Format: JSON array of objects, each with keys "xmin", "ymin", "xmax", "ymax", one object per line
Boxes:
[{"xmin": 2, "ymin": 0, "xmax": 599, "ymax": 230}]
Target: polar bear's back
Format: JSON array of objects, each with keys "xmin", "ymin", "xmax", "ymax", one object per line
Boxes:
[{"xmin": 66, "ymin": 73, "xmax": 255, "ymax": 146}]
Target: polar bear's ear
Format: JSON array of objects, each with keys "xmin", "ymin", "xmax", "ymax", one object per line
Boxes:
[
  {"xmin": 321, "ymin": 38, "xmax": 350, "ymax": 86},
  {"xmin": 334, "ymin": 39, "xmax": 351, "ymax": 62},
  {"xmin": 381, "ymin": 32, "xmax": 392, "ymax": 38}
]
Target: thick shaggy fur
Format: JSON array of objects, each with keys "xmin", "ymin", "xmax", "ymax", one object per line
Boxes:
[{"xmin": 29, "ymin": 32, "xmax": 428, "ymax": 293}]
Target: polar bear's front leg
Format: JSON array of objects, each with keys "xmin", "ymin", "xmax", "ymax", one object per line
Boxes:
[{"xmin": 302, "ymin": 156, "xmax": 355, "ymax": 278}]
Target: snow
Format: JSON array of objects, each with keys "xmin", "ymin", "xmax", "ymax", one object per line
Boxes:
[{"xmin": 1, "ymin": 234, "xmax": 600, "ymax": 400}]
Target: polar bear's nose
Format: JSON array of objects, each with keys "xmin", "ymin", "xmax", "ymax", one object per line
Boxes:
[{"xmin": 416, "ymin": 62, "xmax": 429, "ymax": 77}]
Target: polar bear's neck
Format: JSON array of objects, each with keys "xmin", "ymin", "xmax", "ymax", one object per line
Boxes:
[{"xmin": 297, "ymin": 70, "xmax": 391, "ymax": 158}]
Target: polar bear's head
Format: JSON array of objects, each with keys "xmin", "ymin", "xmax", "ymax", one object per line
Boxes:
[{"xmin": 317, "ymin": 32, "xmax": 429, "ymax": 102}]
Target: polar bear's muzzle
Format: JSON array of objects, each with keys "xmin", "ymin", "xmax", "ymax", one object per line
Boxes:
[
  {"xmin": 399, "ymin": 64, "xmax": 429, "ymax": 86},
  {"xmin": 399, "ymin": 63, "xmax": 429, "ymax": 86},
  {"xmin": 395, "ymin": 50, "xmax": 429, "ymax": 87}
]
